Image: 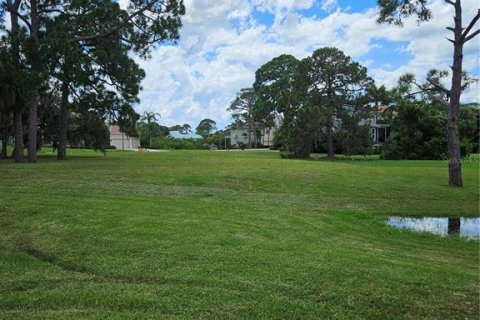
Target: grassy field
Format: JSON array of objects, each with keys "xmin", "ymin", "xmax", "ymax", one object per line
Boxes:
[{"xmin": 0, "ymin": 149, "xmax": 478, "ymax": 319}]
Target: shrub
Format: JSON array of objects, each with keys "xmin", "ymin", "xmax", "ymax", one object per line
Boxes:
[{"xmin": 150, "ymin": 137, "xmax": 208, "ymax": 150}]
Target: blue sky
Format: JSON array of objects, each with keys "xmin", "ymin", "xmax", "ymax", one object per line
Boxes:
[{"xmin": 118, "ymin": 0, "xmax": 479, "ymax": 129}]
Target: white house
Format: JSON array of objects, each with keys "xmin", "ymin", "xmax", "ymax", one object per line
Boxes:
[
  {"xmin": 231, "ymin": 114, "xmax": 283, "ymax": 148},
  {"xmin": 359, "ymin": 106, "xmax": 390, "ymax": 144},
  {"xmin": 230, "ymin": 126, "xmax": 252, "ymax": 147},
  {"xmin": 260, "ymin": 113, "xmax": 283, "ymax": 147},
  {"xmin": 109, "ymin": 125, "xmax": 140, "ymax": 150}
]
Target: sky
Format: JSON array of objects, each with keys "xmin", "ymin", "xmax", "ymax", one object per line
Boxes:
[{"xmin": 113, "ymin": 1, "xmax": 478, "ymax": 128}]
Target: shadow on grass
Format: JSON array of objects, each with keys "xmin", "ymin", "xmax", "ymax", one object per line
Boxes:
[
  {"xmin": 17, "ymin": 245, "xmax": 210, "ymax": 288},
  {"xmin": 279, "ymin": 152, "xmax": 380, "ymax": 162}
]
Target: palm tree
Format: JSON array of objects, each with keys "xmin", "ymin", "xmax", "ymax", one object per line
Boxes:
[{"xmin": 140, "ymin": 111, "xmax": 161, "ymax": 147}]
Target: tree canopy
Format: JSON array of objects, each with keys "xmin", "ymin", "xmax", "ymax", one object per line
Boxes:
[{"xmin": 196, "ymin": 119, "xmax": 217, "ymax": 138}]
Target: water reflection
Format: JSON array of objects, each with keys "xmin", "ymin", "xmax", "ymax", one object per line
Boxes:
[{"xmin": 387, "ymin": 217, "xmax": 480, "ymax": 239}]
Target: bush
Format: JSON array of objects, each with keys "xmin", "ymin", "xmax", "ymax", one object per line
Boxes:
[
  {"xmin": 382, "ymin": 103, "xmax": 478, "ymax": 160},
  {"xmin": 150, "ymin": 137, "xmax": 208, "ymax": 150}
]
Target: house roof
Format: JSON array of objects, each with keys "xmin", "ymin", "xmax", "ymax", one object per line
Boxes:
[{"xmin": 169, "ymin": 131, "xmax": 203, "ymax": 140}]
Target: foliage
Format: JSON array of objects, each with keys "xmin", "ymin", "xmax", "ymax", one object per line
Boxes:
[
  {"xmin": 227, "ymin": 87, "xmax": 259, "ymax": 147},
  {"xmin": 459, "ymin": 106, "xmax": 480, "ymax": 154},
  {"xmin": 227, "ymin": 88, "xmax": 257, "ymax": 126},
  {"xmin": 269, "ymin": 48, "xmax": 374, "ymax": 158},
  {"xmin": 382, "ymin": 102, "xmax": 478, "ymax": 160},
  {"xmin": 382, "ymin": 102, "xmax": 447, "ymax": 160},
  {"xmin": 150, "ymin": 137, "xmax": 208, "ymax": 150},
  {"xmin": 195, "ymin": 119, "xmax": 217, "ymax": 138},
  {"xmin": 253, "ymin": 54, "xmax": 300, "ymax": 126},
  {"xmin": 205, "ymin": 129, "xmax": 232, "ymax": 150},
  {"xmin": 253, "ymin": 54, "xmax": 300, "ymax": 152},
  {"xmin": 69, "ymin": 112, "xmax": 110, "ymax": 153},
  {"xmin": 377, "ymin": 0, "xmax": 431, "ymax": 25},
  {"xmin": 139, "ymin": 111, "xmax": 161, "ymax": 147},
  {"xmin": 181, "ymin": 123, "xmax": 192, "ymax": 134},
  {"xmin": 338, "ymin": 110, "xmax": 373, "ymax": 156},
  {"xmin": 138, "ymin": 122, "xmax": 169, "ymax": 147}
]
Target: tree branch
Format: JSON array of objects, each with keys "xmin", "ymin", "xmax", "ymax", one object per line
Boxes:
[
  {"xmin": 426, "ymin": 78, "xmax": 451, "ymax": 96},
  {"xmin": 462, "ymin": 10, "xmax": 480, "ymax": 42},
  {"xmin": 4, "ymin": 1, "xmax": 32, "ymax": 31},
  {"xmin": 71, "ymin": 0, "xmax": 161, "ymax": 43},
  {"xmin": 464, "ymin": 29, "xmax": 480, "ymax": 43},
  {"xmin": 444, "ymin": 0, "xmax": 455, "ymax": 6}
]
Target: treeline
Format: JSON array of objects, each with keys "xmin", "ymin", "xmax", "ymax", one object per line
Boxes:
[
  {"xmin": 138, "ymin": 116, "xmax": 221, "ymax": 150},
  {"xmin": 228, "ymin": 47, "xmax": 479, "ymax": 160},
  {"xmin": 0, "ymin": 0, "xmax": 185, "ymax": 162}
]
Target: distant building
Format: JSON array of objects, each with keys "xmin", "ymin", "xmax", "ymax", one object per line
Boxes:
[
  {"xmin": 260, "ymin": 114, "xmax": 283, "ymax": 147},
  {"xmin": 231, "ymin": 115, "xmax": 282, "ymax": 148},
  {"xmin": 169, "ymin": 131, "xmax": 203, "ymax": 140},
  {"xmin": 359, "ymin": 105, "xmax": 390, "ymax": 144},
  {"xmin": 259, "ymin": 127, "xmax": 276, "ymax": 146},
  {"xmin": 109, "ymin": 125, "xmax": 140, "ymax": 150},
  {"xmin": 230, "ymin": 126, "xmax": 254, "ymax": 147}
]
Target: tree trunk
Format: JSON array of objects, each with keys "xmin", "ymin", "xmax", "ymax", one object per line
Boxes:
[
  {"xmin": 326, "ymin": 124, "xmax": 334, "ymax": 159},
  {"xmin": 13, "ymin": 108, "xmax": 24, "ymax": 162},
  {"xmin": 247, "ymin": 111, "xmax": 252, "ymax": 149},
  {"xmin": 57, "ymin": 80, "xmax": 70, "ymax": 160},
  {"xmin": 27, "ymin": 94, "xmax": 38, "ymax": 162},
  {"xmin": 149, "ymin": 122, "xmax": 152, "ymax": 148},
  {"xmin": 9, "ymin": 1, "xmax": 24, "ymax": 163},
  {"xmin": 0, "ymin": 136, "xmax": 7, "ymax": 159},
  {"xmin": 27, "ymin": 0, "xmax": 40, "ymax": 163},
  {"xmin": 447, "ymin": 1, "xmax": 464, "ymax": 186}
]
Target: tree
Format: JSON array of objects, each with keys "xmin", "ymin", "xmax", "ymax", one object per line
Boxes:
[
  {"xmin": 138, "ymin": 122, "xmax": 169, "ymax": 147},
  {"xmin": 0, "ymin": 45, "xmax": 25, "ymax": 162},
  {"xmin": 141, "ymin": 111, "xmax": 161, "ymax": 147},
  {"xmin": 1, "ymin": 1, "xmax": 26, "ymax": 162},
  {"xmin": 254, "ymin": 54, "xmax": 300, "ymax": 152},
  {"xmin": 195, "ymin": 119, "xmax": 217, "ymax": 138},
  {"xmin": 338, "ymin": 110, "xmax": 373, "ymax": 157},
  {"xmin": 382, "ymin": 101, "xmax": 449, "ymax": 160},
  {"xmin": 294, "ymin": 47, "xmax": 373, "ymax": 158},
  {"xmin": 47, "ymin": 5, "xmax": 146, "ymax": 160},
  {"xmin": 254, "ymin": 54, "xmax": 300, "ymax": 125},
  {"xmin": 181, "ymin": 123, "xmax": 192, "ymax": 134},
  {"xmin": 227, "ymin": 88, "xmax": 258, "ymax": 148},
  {"xmin": 377, "ymin": 0, "xmax": 480, "ymax": 186}
]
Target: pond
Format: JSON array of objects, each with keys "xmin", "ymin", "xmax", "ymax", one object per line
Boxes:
[{"xmin": 387, "ymin": 217, "xmax": 480, "ymax": 240}]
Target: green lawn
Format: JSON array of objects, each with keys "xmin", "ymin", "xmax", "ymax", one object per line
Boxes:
[{"xmin": 0, "ymin": 149, "xmax": 478, "ymax": 319}]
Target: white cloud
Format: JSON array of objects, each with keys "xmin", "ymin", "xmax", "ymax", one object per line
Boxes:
[
  {"xmin": 321, "ymin": 0, "xmax": 337, "ymax": 12},
  {"xmin": 134, "ymin": 0, "xmax": 480, "ymax": 128}
]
